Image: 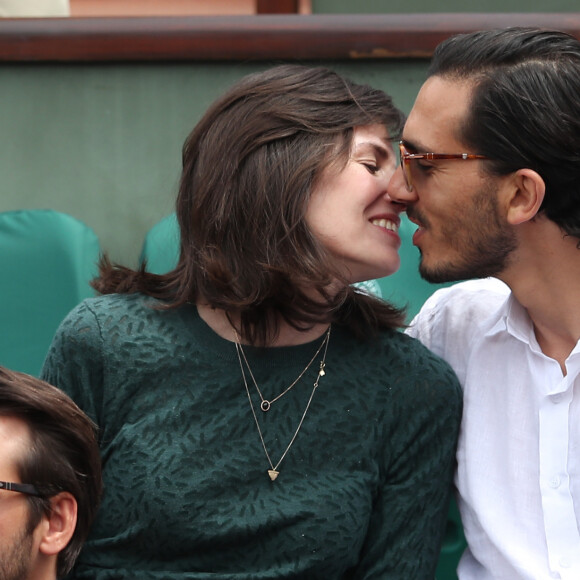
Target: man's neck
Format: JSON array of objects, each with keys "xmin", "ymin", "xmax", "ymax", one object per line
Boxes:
[
  {"xmin": 500, "ymin": 225, "xmax": 580, "ymax": 372},
  {"xmin": 27, "ymin": 562, "xmax": 57, "ymax": 580}
]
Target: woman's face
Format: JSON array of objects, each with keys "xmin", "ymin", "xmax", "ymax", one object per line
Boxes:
[{"xmin": 306, "ymin": 124, "xmax": 403, "ymax": 284}]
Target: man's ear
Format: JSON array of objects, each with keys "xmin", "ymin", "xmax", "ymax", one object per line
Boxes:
[
  {"xmin": 505, "ymin": 168, "xmax": 546, "ymax": 225},
  {"xmin": 38, "ymin": 492, "xmax": 77, "ymax": 556}
]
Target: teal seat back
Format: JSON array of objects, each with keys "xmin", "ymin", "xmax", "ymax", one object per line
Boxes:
[
  {"xmin": 141, "ymin": 212, "xmax": 466, "ymax": 579},
  {"xmin": 139, "ymin": 213, "xmax": 179, "ymax": 275},
  {"xmin": 0, "ymin": 209, "xmax": 101, "ymax": 377}
]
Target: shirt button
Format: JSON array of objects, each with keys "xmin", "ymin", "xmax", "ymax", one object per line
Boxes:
[
  {"xmin": 560, "ymin": 556, "xmax": 571, "ymax": 568},
  {"xmin": 549, "ymin": 476, "xmax": 562, "ymax": 489},
  {"xmin": 551, "ymin": 393, "xmax": 564, "ymax": 403}
]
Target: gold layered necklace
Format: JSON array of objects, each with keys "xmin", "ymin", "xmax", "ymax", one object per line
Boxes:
[
  {"xmin": 234, "ymin": 327, "xmax": 331, "ymax": 412},
  {"xmin": 233, "ymin": 326, "xmax": 331, "ymax": 481}
]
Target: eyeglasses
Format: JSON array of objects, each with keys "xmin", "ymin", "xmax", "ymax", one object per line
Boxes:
[
  {"xmin": 0, "ymin": 481, "xmax": 40, "ymax": 496},
  {"xmin": 399, "ymin": 141, "xmax": 488, "ymax": 192}
]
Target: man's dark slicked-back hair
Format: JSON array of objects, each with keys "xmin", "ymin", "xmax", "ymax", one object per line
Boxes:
[{"xmin": 429, "ymin": 27, "xmax": 580, "ymax": 238}]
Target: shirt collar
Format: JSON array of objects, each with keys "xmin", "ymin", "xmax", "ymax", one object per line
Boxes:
[
  {"xmin": 483, "ymin": 285, "xmax": 580, "ymax": 374},
  {"xmin": 484, "ymin": 290, "xmax": 536, "ymax": 346}
]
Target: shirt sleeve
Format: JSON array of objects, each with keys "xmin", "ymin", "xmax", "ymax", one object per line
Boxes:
[
  {"xmin": 40, "ymin": 299, "xmax": 106, "ymax": 433},
  {"xmin": 404, "ymin": 287, "xmax": 451, "ymax": 354},
  {"xmin": 353, "ymin": 341, "xmax": 463, "ymax": 579}
]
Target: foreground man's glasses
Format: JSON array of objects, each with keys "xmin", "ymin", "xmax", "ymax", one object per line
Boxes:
[
  {"xmin": 399, "ymin": 141, "xmax": 488, "ymax": 191},
  {"xmin": 0, "ymin": 480, "xmax": 41, "ymax": 496}
]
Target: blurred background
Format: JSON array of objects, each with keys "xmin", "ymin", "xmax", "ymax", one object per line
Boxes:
[{"xmin": 1, "ymin": 1, "xmax": 577, "ymax": 267}]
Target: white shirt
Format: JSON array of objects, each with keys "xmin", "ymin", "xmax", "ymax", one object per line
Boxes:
[{"xmin": 406, "ymin": 278, "xmax": 580, "ymax": 580}]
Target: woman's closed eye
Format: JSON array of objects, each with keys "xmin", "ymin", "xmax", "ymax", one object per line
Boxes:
[{"xmin": 363, "ymin": 163, "xmax": 379, "ymax": 175}]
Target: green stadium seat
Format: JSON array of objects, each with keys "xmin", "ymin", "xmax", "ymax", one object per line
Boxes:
[{"xmin": 0, "ymin": 209, "xmax": 101, "ymax": 376}]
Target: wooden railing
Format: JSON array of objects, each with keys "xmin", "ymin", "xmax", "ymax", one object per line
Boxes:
[
  {"xmin": 69, "ymin": 0, "xmax": 311, "ymax": 17},
  {"xmin": 0, "ymin": 13, "xmax": 579, "ymax": 62}
]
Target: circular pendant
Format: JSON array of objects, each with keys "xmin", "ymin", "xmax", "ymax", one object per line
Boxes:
[{"xmin": 260, "ymin": 400, "xmax": 271, "ymax": 412}]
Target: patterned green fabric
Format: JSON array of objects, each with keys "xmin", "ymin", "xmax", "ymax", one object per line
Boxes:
[{"xmin": 41, "ymin": 293, "xmax": 462, "ymax": 579}]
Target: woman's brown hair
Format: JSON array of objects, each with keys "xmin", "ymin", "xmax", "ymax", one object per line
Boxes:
[{"xmin": 94, "ymin": 65, "xmax": 406, "ymax": 344}]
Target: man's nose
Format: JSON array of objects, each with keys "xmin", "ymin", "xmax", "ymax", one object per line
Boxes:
[{"xmin": 387, "ymin": 166, "xmax": 417, "ymax": 207}]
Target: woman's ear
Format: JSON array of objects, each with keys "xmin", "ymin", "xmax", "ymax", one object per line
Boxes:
[
  {"xmin": 505, "ymin": 168, "xmax": 546, "ymax": 225},
  {"xmin": 38, "ymin": 492, "xmax": 77, "ymax": 556}
]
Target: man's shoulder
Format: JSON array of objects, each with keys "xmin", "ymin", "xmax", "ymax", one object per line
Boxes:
[
  {"xmin": 411, "ymin": 278, "xmax": 509, "ymax": 327},
  {"xmin": 405, "ymin": 278, "xmax": 511, "ymax": 373}
]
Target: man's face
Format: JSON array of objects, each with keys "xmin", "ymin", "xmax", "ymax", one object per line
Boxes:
[
  {"xmin": 388, "ymin": 76, "xmax": 517, "ymax": 283},
  {"xmin": 0, "ymin": 417, "xmax": 36, "ymax": 580}
]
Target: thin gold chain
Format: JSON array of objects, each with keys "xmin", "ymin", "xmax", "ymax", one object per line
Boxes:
[
  {"xmin": 234, "ymin": 327, "xmax": 331, "ymax": 481},
  {"xmin": 234, "ymin": 327, "xmax": 330, "ymax": 412}
]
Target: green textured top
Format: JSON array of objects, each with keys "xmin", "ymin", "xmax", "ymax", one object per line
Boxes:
[{"xmin": 41, "ymin": 293, "xmax": 462, "ymax": 580}]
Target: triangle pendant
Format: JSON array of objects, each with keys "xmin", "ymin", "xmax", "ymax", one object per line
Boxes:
[{"xmin": 268, "ymin": 469, "xmax": 279, "ymax": 481}]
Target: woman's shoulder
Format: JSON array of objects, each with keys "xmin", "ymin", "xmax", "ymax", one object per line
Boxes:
[
  {"xmin": 83, "ymin": 291, "xmax": 161, "ymax": 310},
  {"xmin": 64, "ymin": 293, "xmax": 169, "ymax": 322},
  {"xmin": 330, "ymin": 327, "xmax": 462, "ymax": 436},
  {"xmin": 376, "ymin": 325, "xmax": 459, "ymax": 369},
  {"xmin": 336, "ymin": 326, "xmax": 461, "ymax": 395},
  {"xmin": 384, "ymin": 330, "xmax": 461, "ymax": 391},
  {"xmin": 48, "ymin": 294, "xmax": 200, "ymax": 372},
  {"xmin": 379, "ymin": 331, "xmax": 463, "ymax": 426},
  {"xmin": 54, "ymin": 293, "xmax": 187, "ymax": 344}
]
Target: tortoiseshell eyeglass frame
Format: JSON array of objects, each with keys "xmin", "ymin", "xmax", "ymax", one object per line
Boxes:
[{"xmin": 399, "ymin": 141, "xmax": 489, "ymax": 192}]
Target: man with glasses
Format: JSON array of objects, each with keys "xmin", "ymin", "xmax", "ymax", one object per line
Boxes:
[
  {"xmin": 0, "ymin": 366, "xmax": 102, "ymax": 580},
  {"xmin": 388, "ymin": 27, "xmax": 580, "ymax": 580}
]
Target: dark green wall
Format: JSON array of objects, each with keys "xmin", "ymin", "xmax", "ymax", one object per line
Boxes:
[
  {"xmin": 3, "ymin": 3, "xmax": 578, "ymax": 264},
  {"xmin": 312, "ymin": 0, "xmax": 579, "ymax": 12},
  {"xmin": 0, "ymin": 60, "xmax": 428, "ymax": 264}
]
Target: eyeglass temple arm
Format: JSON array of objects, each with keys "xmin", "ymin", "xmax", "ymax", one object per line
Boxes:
[
  {"xmin": 405, "ymin": 152, "xmax": 487, "ymax": 160},
  {"xmin": 0, "ymin": 481, "xmax": 41, "ymax": 496}
]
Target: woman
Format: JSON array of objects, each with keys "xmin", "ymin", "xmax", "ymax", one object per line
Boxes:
[{"xmin": 42, "ymin": 65, "xmax": 461, "ymax": 579}]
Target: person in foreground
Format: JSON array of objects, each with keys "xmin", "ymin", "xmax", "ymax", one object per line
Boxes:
[
  {"xmin": 41, "ymin": 65, "xmax": 461, "ymax": 579},
  {"xmin": 388, "ymin": 27, "xmax": 580, "ymax": 580},
  {"xmin": 0, "ymin": 366, "xmax": 102, "ymax": 580}
]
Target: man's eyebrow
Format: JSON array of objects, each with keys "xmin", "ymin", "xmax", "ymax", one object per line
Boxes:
[{"xmin": 400, "ymin": 138, "xmax": 428, "ymax": 153}]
